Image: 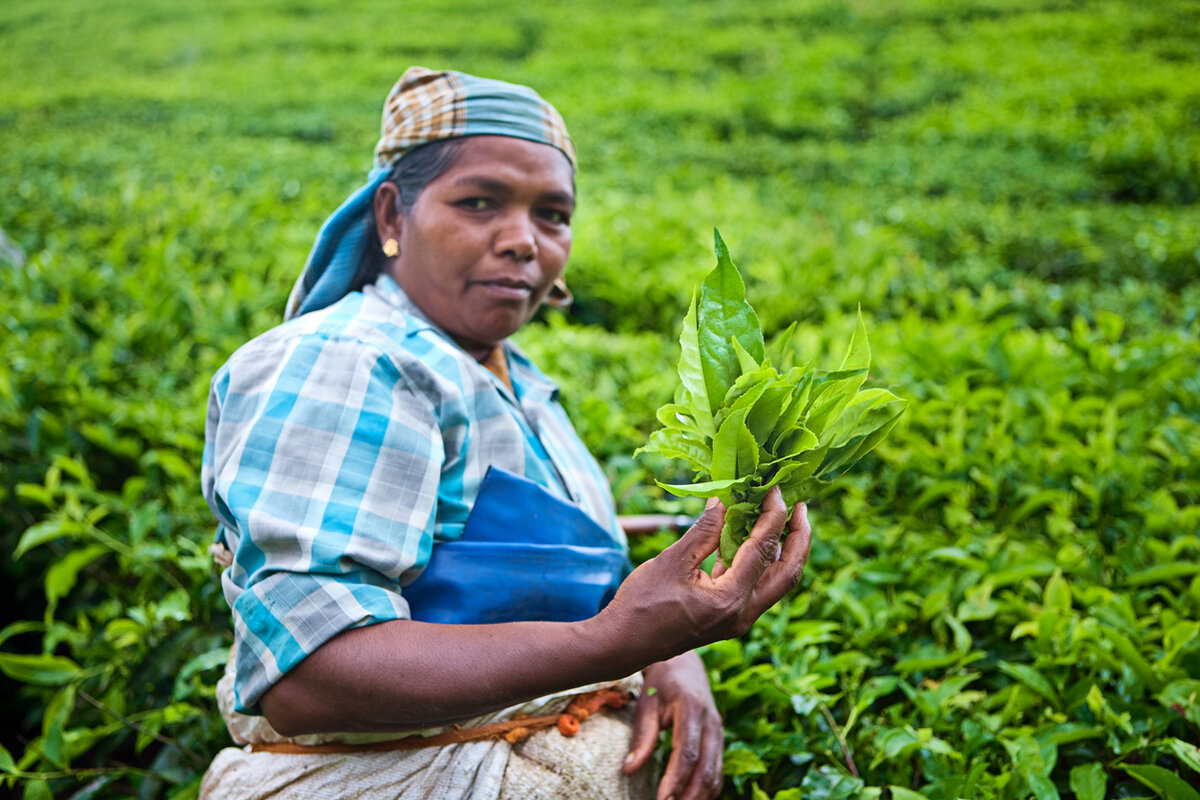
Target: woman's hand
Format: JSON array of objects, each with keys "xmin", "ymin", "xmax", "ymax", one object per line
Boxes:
[
  {"xmin": 597, "ymin": 486, "xmax": 812, "ymax": 668},
  {"xmin": 259, "ymin": 487, "xmax": 810, "ymax": 737},
  {"xmin": 623, "ymin": 652, "xmax": 724, "ymax": 800}
]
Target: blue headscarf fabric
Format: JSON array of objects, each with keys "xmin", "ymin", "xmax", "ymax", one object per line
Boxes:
[{"xmin": 284, "ymin": 67, "xmax": 576, "ymax": 320}]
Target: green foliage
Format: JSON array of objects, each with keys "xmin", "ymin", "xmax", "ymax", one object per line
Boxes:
[
  {"xmin": 639, "ymin": 231, "xmax": 906, "ymax": 565},
  {"xmin": 3, "ymin": 0, "xmax": 1199, "ymax": 797}
]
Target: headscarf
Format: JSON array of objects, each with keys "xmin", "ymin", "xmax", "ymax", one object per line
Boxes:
[{"xmin": 284, "ymin": 67, "xmax": 576, "ymax": 320}]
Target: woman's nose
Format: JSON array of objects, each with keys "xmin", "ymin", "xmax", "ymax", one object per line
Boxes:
[{"xmin": 494, "ymin": 214, "xmax": 538, "ymax": 261}]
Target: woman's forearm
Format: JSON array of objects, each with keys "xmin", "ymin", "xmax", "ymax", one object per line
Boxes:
[
  {"xmin": 259, "ymin": 614, "xmax": 645, "ymax": 736},
  {"xmin": 260, "ymin": 493, "xmax": 810, "ymax": 737}
]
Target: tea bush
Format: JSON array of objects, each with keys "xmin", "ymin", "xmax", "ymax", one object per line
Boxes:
[{"xmin": 2, "ymin": 0, "xmax": 1198, "ymax": 797}]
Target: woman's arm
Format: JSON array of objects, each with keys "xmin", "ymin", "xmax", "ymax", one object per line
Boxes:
[{"xmin": 260, "ymin": 488, "xmax": 811, "ymax": 736}]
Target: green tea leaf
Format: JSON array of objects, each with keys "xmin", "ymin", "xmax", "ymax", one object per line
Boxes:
[
  {"xmin": 723, "ymin": 744, "xmax": 767, "ymax": 777},
  {"xmin": 24, "ymin": 780, "xmax": 53, "ymax": 800},
  {"xmin": 1158, "ymin": 679, "xmax": 1200, "ymax": 725},
  {"xmin": 1165, "ymin": 738, "xmax": 1200, "ymax": 776},
  {"xmin": 1068, "ymin": 763, "xmax": 1106, "ymax": 800},
  {"xmin": 678, "ymin": 293, "xmax": 715, "ymax": 437},
  {"xmin": 889, "ymin": 788, "xmax": 931, "ymax": 800},
  {"xmin": 45, "ymin": 544, "xmax": 108, "ymax": 613},
  {"xmin": 1100, "ymin": 626, "xmax": 1163, "ymax": 691},
  {"xmin": 698, "ymin": 230, "xmax": 764, "ymax": 416},
  {"xmin": 1044, "ymin": 569, "xmax": 1072, "ymax": 612},
  {"xmin": 712, "ymin": 408, "xmax": 760, "ymax": 484},
  {"xmin": 658, "ymin": 477, "xmax": 746, "ymax": 498},
  {"xmin": 0, "ymin": 742, "xmax": 15, "ymax": 774},
  {"xmin": 15, "ymin": 518, "xmax": 85, "ymax": 559},
  {"xmin": 640, "ymin": 428, "xmax": 712, "ymax": 473},
  {"xmin": 998, "ymin": 661, "xmax": 1060, "ymax": 708},
  {"xmin": 1120, "ymin": 764, "xmax": 1200, "ymax": 800},
  {"xmin": 642, "ymin": 231, "xmax": 905, "ymax": 565},
  {"xmin": 1026, "ymin": 773, "xmax": 1061, "ymax": 800},
  {"xmin": 0, "ymin": 653, "xmax": 81, "ymax": 686}
]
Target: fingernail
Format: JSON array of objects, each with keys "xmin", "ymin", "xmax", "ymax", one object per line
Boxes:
[
  {"xmin": 774, "ymin": 541, "xmax": 782, "ymax": 561},
  {"xmin": 623, "ymin": 753, "xmax": 635, "ymax": 768}
]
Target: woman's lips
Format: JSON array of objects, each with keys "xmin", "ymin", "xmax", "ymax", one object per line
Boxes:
[{"xmin": 472, "ymin": 278, "xmax": 535, "ymax": 300}]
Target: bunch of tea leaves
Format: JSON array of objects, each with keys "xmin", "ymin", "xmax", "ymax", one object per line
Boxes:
[{"xmin": 639, "ymin": 230, "xmax": 908, "ymax": 566}]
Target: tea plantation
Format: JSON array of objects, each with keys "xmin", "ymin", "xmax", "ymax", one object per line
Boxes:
[{"xmin": 2, "ymin": 0, "xmax": 1198, "ymax": 797}]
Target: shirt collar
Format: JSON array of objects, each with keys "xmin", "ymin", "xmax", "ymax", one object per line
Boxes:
[{"xmin": 368, "ymin": 274, "xmax": 560, "ymax": 403}]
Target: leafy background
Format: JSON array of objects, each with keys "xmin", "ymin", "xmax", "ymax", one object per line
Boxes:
[{"xmin": 2, "ymin": 0, "xmax": 1198, "ymax": 797}]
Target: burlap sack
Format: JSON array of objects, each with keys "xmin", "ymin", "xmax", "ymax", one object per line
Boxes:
[{"xmin": 199, "ymin": 657, "xmax": 654, "ymax": 800}]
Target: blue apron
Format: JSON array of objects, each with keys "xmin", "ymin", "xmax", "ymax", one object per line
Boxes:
[{"xmin": 403, "ymin": 467, "xmax": 632, "ymax": 624}]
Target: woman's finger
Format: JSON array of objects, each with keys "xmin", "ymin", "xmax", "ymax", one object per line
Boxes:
[
  {"xmin": 710, "ymin": 556, "xmax": 727, "ymax": 580},
  {"xmin": 745, "ymin": 501, "xmax": 812, "ymax": 618},
  {"xmin": 713, "ymin": 486, "xmax": 789, "ymax": 596},
  {"xmin": 622, "ymin": 688, "xmax": 662, "ymax": 775},
  {"xmin": 656, "ymin": 701, "xmax": 706, "ymax": 800},
  {"xmin": 658, "ymin": 501, "xmax": 726, "ymax": 575},
  {"xmin": 679, "ymin": 711, "xmax": 725, "ymax": 800}
]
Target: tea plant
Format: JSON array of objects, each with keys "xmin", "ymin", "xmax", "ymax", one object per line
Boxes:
[{"xmin": 2, "ymin": 0, "xmax": 1198, "ymax": 797}]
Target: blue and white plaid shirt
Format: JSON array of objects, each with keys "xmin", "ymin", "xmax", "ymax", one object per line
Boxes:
[{"xmin": 201, "ymin": 275, "xmax": 625, "ymax": 713}]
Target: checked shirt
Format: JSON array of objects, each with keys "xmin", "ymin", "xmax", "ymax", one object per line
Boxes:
[{"xmin": 201, "ymin": 274, "xmax": 624, "ymax": 713}]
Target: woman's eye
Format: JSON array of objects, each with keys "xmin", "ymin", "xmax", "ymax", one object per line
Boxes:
[
  {"xmin": 540, "ymin": 209, "xmax": 571, "ymax": 225},
  {"xmin": 458, "ymin": 198, "xmax": 491, "ymax": 211}
]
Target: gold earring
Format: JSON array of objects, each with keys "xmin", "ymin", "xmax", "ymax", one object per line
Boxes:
[
  {"xmin": 546, "ymin": 278, "xmax": 573, "ymax": 309},
  {"xmin": 382, "ymin": 238, "xmax": 399, "ymax": 257}
]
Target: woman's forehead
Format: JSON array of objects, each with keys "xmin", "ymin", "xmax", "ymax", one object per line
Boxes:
[{"xmin": 436, "ymin": 136, "xmax": 575, "ymax": 197}]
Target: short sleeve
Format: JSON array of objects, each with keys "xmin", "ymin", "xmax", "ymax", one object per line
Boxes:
[{"xmin": 202, "ymin": 331, "xmax": 444, "ymax": 713}]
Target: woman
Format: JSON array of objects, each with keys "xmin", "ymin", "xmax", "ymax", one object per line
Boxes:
[{"xmin": 200, "ymin": 67, "xmax": 812, "ymax": 800}]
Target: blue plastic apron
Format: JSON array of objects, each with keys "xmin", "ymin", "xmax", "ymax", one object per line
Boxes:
[{"xmin": 403, "ymin": 466, "xmax": 632, "ymax": 624}]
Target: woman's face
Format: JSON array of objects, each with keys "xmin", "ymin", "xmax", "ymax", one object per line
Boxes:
[{"xmin": 378, "ymin": 136, "xmax": 575, "ymax": 360}]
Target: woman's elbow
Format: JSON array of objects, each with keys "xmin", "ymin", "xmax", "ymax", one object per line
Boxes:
[{"xmin": 259, "ymin": 677, "xmax": 318, "ymax": 737}]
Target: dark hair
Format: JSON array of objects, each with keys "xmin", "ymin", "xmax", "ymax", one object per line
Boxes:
[{"xmin": 350, "ymin": 138, "xmax": 466, "ymax": 292}]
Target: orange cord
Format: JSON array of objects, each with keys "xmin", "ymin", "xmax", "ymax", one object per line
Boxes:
[{"xmin": 248, "ymin": 687, "xmax": 633, "ymax": 754}]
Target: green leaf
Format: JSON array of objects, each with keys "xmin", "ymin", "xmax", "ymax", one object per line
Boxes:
[
  {"xmin": 1125, "ymin": 562, "xmax": 1200, "ymax": 586},
  {"xmin": 0, "ymin": 653, "xmax": 82, "ymax": 686},
  {"xmin": 720, "ymin": 502, "xmax": 760, "ymax": 567},
  {"xmin": 1119, "ymin": 764, "xmax": 1200, "ymax": 800},
  {"xmin": 677, "ymin": 292, "xmax": 715, "ymax": 437},
  {"xmin": 0, "ymin": 742, "xmax": 15, "ymax": 773},
  {"xmin": 642, "ymin": 231, "xmax": 904, "ymax": 565},
  {"xmin": 1027, "ymin": 773, "xmax": 1061, "ymax": 800},
  {"xmin": 731, "ymin": 335, "xmax": 762, "ymax": 375},
  {"xmin": 1165, "ymin": 738, "xmax": 1200, "ymax": 776},
  {"xmin": 1069, "ymin": 763, "xmax": 1106, "ymax": 800},
  {"xmin": 1100, "ymin": 626, "xmax": 1163, "ymax": 692},
  {"xmin": 15, "ymin": 518, "xmax": 85, "ymax": 559},
  {"xmin": 1044, "ymin": 569, "xmax": 1072, "ymax": 611},
  {"xmin": 657, "ymin": 477, "xmax": 745, "ymax": 498},
  {"xmin": 638, "ymin": 426, "xmax": 712, "ymax": 472},
  {"xmin": 1158, "ymin": 679, "xmax": 1200, "ymax": 726},
  {"xmin": 711, "ymin": 408, "xmax": 759, "ymax": 483},
  {"xmin": 24, "ymin": 780, "xmax": 53, "ymax": 800},
  {"xmin": 43, "ymin": 684, "xmax": 76, "ymax": 766},
  {"xmin": 45, "ymin": 544, "xmax": 108, "ymax": 612},
  {"xmin": 816, "ymin": 395, "xmax": 907, "ymax": 480},
  {"xmin": 746, "ymin": 381, "xmax": 793, "ymax": 447},
  {"xmin": 804, "ymin": 369, "xmax": 870, "ymax": 436},
  {"xmin": 698, "ymin": 229, "xmax": 764, "ymax": 417},
  {"xmin": 0, "ymin": 621, "xmax": 44, "ymax": 648},
  {"xmin": 723, "ymin": 744, "xmax": 767, "ymax": 777},
  {"xmin": 839, "ymin": 309, "xmax": 871, "ymax": 372},
  {"xmin": 888, "ymin": 788, "xmax": 931, "ymax": 800},
  {"xmin": 998, "ymin": 661, "xmax": 1061, "ymax": 709}
]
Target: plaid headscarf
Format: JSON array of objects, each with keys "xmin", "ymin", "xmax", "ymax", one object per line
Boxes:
[{"xmin": 284, "ymin": 67, "xmax": 576, "ymax": 320}]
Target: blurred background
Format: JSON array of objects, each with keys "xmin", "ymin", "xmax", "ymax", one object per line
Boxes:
[{"xmin": 2, "ymin": 0, "xmax": 1198, "ymax": 797}]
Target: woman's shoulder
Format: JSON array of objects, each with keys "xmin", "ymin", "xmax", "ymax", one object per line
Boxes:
[
  {"xmin": 219, "ymin": 292, "xmax": 403, "ymax": 373},
  {"xmin": 213, "ymin": 279, "xmax": 483, "ymax": 400}
]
